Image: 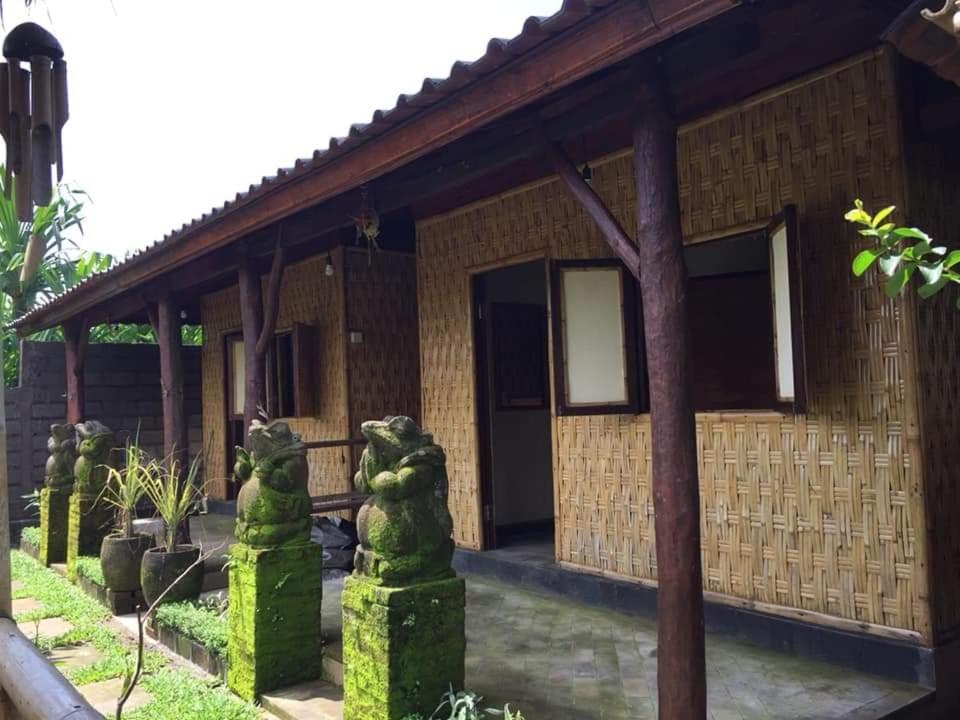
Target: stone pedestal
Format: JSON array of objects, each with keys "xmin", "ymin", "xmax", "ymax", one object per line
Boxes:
[
  {"xmin": 342, "ymin": 575, "xmax": 466, "ymax": 720},
  {"xmin": 39, "ymin": 487, "xmax": 72, "ymax": 566},
  {"xmin": 227, "ymin": 542, "xmax": 323, "ymax": 701},
  {"xmin": 66, "ymin": 492, "xmax": 111, "ymax": 580}
]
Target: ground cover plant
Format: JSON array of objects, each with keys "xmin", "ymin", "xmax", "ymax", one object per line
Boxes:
[
  {"xmin": 74, "ymin": 554, "xmax": 105, "ymax": 587},
  {"xmin": 155, "ymin": 600, "xmax": 228, "ymax": 657},
  {"xmin": 10, "ymin": 550, "xmax": 259, "ymax": 719},
  {"xmin": 19, "ymin": 525, "xmax": 40, "ymax": 548}
]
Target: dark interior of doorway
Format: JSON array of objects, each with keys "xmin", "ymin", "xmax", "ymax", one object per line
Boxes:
[{"xmin": 473, "ymin": 260, "xmax": 554, "ymax": 552}]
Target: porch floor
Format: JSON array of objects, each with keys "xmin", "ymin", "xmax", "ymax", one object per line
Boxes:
[{"xmin": 189, "ymin": 514, "xmax": 930, "ymax": 719}]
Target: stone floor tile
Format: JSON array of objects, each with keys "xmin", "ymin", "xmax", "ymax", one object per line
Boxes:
[
  {"xmin": 11, "ymin": 597, "xmax": 41, "ymax": 616},
  {"xmin": 18, "ymin": 616, "xmax": 72, "ymax": 643},
  {"xmin": 78, "ymin": 677, "xmax": 151, "ymax": 716},
  {"xmin": 48, "ymin": 643, "xmax": 103, "ymax": 671}
]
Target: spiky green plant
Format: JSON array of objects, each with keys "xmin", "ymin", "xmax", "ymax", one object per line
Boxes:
[
  {"xmin": 100, "ymin": 436, "xmax": 153, "ymax": 539},
  {"xmin": 139, "ymin": 453, "xmax": 204, "ymax": 552}
]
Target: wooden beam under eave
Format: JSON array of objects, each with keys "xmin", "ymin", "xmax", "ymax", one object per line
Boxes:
[
  {"xmin": 63, "ymin": 318, "xmax": 89, "ymax": 425},
  {"xmin": 545, "ymin": 138, "xmax": 640, "ymax": 277}
]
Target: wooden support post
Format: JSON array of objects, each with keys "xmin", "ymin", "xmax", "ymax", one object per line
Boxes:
[
  {"xmin": 156, "ymin": 294, "xmax": 186, "ymax": 468},
  {"xmin": 546, "ymin": 74, "xmax": 706, "ymax": 718},
  {"xmin": 0, "ymin": 358, "xmax": 9, "ymax": 621},
  {"xmin": 237, "ymin": 230, "xmax": 286, "ymax": 436},
  {"xmin": 633, "ymin": 76, "xmax": 705, "ymax": 719},
  {"xmin": 63, "ymin": 318, "xmax": 89, "ymax": 425}
]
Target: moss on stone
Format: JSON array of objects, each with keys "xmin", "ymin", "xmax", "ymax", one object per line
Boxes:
[
  {"xmin": 66, "ymin": 493, "xmax": 111, "ymax": 581},
  {"xmin": 39, "ymin": 486, "xmax": 71, "ymax": 566},
  {"xmin": 226, "ymin": 542, "xmax": 323, "ymax": 701},
  {"xmin": 342, "ymin": 575, "xmax": 466, "ymax": 720}
]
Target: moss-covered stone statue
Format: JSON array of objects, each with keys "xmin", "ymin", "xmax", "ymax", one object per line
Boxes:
[
  {"xmin": 227, "ymin": 419, "xmax": 322, "ymax": 701},
  {"xmin": 66, "ymin": 421, "xmax": 115, "ymax": 579},
  {"xmin": 233, "ymin": 419, "xmax": 312, "ymax": 548},
  {"xmin": 353, "ymin": 416, "xmax": 455, "ymax": 586},
  {"xmin": 39, "ymin": 424, "xmax": 76, "ymax": 565},
  {"xmin": 343, "ymin": 416, "xmax": 465, "ymax": 720}
]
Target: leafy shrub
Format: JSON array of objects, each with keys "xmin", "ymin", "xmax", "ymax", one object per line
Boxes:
[
  {"xmin": 154, "ymin": 600, "xmax": 228, "ymax": 656},
  {"xmin": 19, "ymin": 525, "xmax": 40, "ymax": 548},
  {"xmin": 74, "ymin": 555, "xmax": 106, "ymax": 587}
]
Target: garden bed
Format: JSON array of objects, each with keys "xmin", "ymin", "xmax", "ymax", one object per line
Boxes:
[
  {"xmin": 73, "ymin": 555, "xmax": 145, "ymax": 615},
  {"xmin": 19, "ymin": 526, "xmax": 40, "ymax": 561},
  {"xmin": 149, "ymin": 600, "xmax": 229, "ymax": 681}
]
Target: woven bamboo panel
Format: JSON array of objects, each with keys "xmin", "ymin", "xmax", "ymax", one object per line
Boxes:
[
  {"xmin": 907, "ymin": 135, "xmax": 960, "ymax": 640},
  {"xmin": 418, "ymin": 51, "xmax": 929, "ymax": 633},
  {"xmin": 344, "ymin": 248, "xmax": 421, "ymax": 467},
  {"xmin": 200, "ymin": 250, "xmax": 350, "ymax": 499}
]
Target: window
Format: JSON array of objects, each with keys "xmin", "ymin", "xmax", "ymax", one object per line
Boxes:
[
  {"xmin": 550, "ymin": 259, "xmax": 642, "ymax": 415},
  {"xmin": 685, "ymin": 205, "xmax": 805, "ymax": 411},
  {"xmin": 225, "ymin": 323, "xmax": 316, "ymax": 420}
]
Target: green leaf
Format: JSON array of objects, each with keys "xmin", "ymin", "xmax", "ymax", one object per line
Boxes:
[
  {"xmin": 893, "ymin": 227, "xmax": 931, "ymax": 242},
  {"xmin": 918, "ymin": 277, "xmax": 947, "ymax": 299},
  {"xmin": 852, "ymin": 249, "xmax": 880, "ymax": 276},
  {"xmin": 918, "ymin": 263, "xmax": 943, "ymax": 286},
  {"xmin": 944, "ymin": 250, "xmax": 960, "ymax": 270},
  {"xmin": 877, "ymin": 254, "xmax": 901, "ymax": 277},
  {"xmin": 871, "ymin": 205, "xmax": 895, "ymax": 228},
  {"xmin": 844, "ymin": 208, "xmax": 872, "ymax": 225},
  {"xmin": 885, "ymin": 265, "xmax": 913, "ymax": 298},
  {"xmin": 908, "ymin": 240, "xmax": 932, "ymax": 259}
]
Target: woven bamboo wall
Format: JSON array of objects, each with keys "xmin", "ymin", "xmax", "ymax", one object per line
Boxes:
[
  {"xmin": 200, "ymin": 250, "xmax": 350, "ymax": 499},
  {"xmin": 417, "ymin": 51, "xmax": 931, "ymax": 634},
  {"xmin": 906, "ymin": 132, "xmax": 960, "ymax": 641},
  {"xmin": 344, "ymin": 248, "xmax": 421, "ymax": 466}
]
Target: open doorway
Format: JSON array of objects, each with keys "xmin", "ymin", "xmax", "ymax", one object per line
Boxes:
[{"xmin": 473, "ymin": 260, "xmax": 554, "ymax": 553}]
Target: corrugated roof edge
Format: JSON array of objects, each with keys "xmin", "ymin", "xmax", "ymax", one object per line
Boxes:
[{"xmin": 9, "ymin": 0, "xmax": 631, "ymax": 330}]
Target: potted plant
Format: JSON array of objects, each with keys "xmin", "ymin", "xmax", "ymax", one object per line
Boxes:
[
  {"xmin": 139, "ymin": 454, "xmax": 205, "ymax": 606},
  {"xmin": 99, "ymin": 438, "xmax": 154, "ymax": 592}
]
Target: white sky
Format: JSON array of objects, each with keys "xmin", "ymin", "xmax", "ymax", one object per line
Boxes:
[{"xmin": 1, "ymin": 0, "xmax": 561, "ymax": 258}]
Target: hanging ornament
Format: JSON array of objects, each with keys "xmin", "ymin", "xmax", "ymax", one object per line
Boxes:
[
  {"xmin": 922, "ymin": 1, "xmax": 960, "ymax": 38},
  {"xmin": 352, "ymin": 187, "xmax": 381, "ymax": 264},
  {"xmin": 0, "ymin": 22, "xmax": 68, "ymax": 222}
]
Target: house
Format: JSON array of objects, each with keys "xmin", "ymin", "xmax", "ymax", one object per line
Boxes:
[{"xmin": 12, "ymin": 0, "xmax": 960, "ymax": 710}]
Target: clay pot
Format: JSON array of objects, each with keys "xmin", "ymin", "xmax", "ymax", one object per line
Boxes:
[
  {"xmin": 140, "ymin": 545, "xmax": 204, "ymax": 606},
  {"xmin": 100, "ymin": 533, "xmax": 153, "ymax": 592}
]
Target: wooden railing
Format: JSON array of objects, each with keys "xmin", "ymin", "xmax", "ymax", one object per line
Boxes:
[
  {"xmin": 303, "ymin": 438, "xmax": 369, "ymax": 514},
  {"xmin": 0, "ymin": 618, "xmax": 100, "ymax": 719}
]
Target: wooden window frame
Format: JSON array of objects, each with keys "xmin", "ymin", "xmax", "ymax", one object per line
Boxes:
[
  {"xmin": 768, "ymin": 204, "xmax": 807, "ymax": 414},
  {"xmin": 550, "ymin": 258, "xmax": 642, "ymax": 416}
]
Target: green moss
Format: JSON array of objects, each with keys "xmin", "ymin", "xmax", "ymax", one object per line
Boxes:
[
  {"xmin": 155, "ymin": 601, "xmax": 228, "ymax": 656},
  {"xmin": 342, "ymin": 575, "xmax": 466, "ymax": 720},
  {"xmin": 20, "ymin": 525, "xmax": 40, "ymax": 549},
  {"xmin": 65, "ymin": 493, "xmax": 111, "ymax": 580},
  {"xmin": 39, "ymin": 486, "xmax": 71, "ymax": 565},
  {"xmin": 74, "ymin": 555, "xmax": 105, "ymax": 587},
  {"xmin": 227, "ymin": 542, "xmax": 323, "ymax": 700}
]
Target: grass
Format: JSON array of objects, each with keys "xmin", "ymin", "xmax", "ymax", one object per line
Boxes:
[
  {"xmin": 155, "ymin": 601, "xmax": 228, "ymax": 656},
  {"xmin": 10, "ymin": 551, "xmax": 262, "ymax": 720},
  {"xmin": 19, "ymin": 525, "xmax": 40, "ymax": 548},
  {"xmin": 74, "ymin": 555, "xmax": 106, "ymax": 587}
]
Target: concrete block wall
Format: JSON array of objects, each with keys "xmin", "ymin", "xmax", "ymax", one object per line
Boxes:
[{"xmin": 7, "ymin": 341, "xmax": 202, "ymax": 530}]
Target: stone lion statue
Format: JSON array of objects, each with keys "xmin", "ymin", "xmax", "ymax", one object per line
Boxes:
[
  {"xmin": 354, "ymin": 416, "xmax": 454, "ymax": 586},
  {"xmin": 234, "ymin": 419, "xmax": 312, "ymax": 548},
  {"xmin": 73, "ymin": 421, "xmax": 114, "ymax": 494},
  {"xmin": 44, "ymin": 423, "xmax": 76, "ymax": 490}
]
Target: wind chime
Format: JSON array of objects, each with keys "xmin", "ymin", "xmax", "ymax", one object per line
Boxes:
[{"xmin": 0, "ymin": 22, "xmax": 69, "ymax": 282}]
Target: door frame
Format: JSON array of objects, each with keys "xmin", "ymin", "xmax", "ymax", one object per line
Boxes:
[{"xmin": 469, "ymin": 252, "xmax": 551, "ymax": 551}]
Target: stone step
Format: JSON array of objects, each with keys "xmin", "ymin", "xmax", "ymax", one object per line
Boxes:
[
  {"xmin": 78, "ymin": 676, "xmax": 151, "ymax": 717},
  {"xmin": 260, "ymin": 679, "xmax": 343, "ymax": 720}
]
